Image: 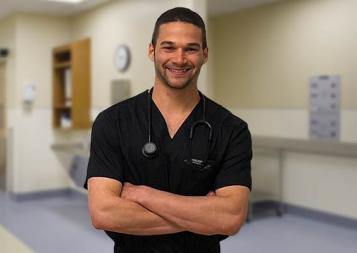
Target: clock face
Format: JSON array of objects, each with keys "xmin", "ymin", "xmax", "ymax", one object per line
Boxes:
[{"xmin": 115, "ymin": 45, "xmax": 130, "ymax": 72}]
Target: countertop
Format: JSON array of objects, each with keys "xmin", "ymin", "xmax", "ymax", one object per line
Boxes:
[{"xmin": 51, "ymin": 136, "xmax": 357, "ymax": 158}]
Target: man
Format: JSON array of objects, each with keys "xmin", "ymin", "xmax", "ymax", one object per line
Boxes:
[{"xmin": 85, "ymin": 7, "xmax": 252, "ymax": 253}]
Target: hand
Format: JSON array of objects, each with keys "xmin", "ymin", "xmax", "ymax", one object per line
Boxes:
[
  {"xmin": 207, "ymin": 191, "xmax": 216, "ymax": 197},
  {"xmin": 121, "ymin": 182, "xmax": 139, "ymax": 202},
  {"xmin": 121, "ymin": 182, "xmax": 147, "ymax": 204}
]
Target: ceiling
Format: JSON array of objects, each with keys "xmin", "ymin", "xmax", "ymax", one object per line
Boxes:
[
  {"xmin": 207, "ymin": 0, "xmax": 282, "ymax": 16},
  {"xmin": 0, "ymin": 0, "xmax": 111, "ymax": 19},
  {"xmin": 0, "ymin": 0, "xmax": 282, "ymax": 20}
]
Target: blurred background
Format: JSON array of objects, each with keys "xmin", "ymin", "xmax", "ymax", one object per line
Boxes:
[{"xmin": 0, "ymin": 0, "xmax": 356, "ymax": 252}]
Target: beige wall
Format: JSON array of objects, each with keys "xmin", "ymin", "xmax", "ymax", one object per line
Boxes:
[
  {"xmin": 2, "ymin": 14, "xmax": 75, "ymax": 193},
  {"xmin": 210, "ymin": 0, "xmax": 357, "ymax": 219},
  {"xmin": 0, "ymin": 16, "xmax": 16, "ymax": 111},
  {"xmin": 0, "ymin": 62, "xmax": 5, "ymax": 190},
  {"xmin": 15, "ymin": 14, "xmax": 71, "ymax": 108},
  {"xmin": 211, "ymin": 0, "xmax": 357, "ymax": 109},
  {"xmin": 0, "ymin": 16, "xmax": 16, "ymax": 191},
  {"xmin": 0, "ymin": 62, "xmax": 5, "ymax": 106},
  {"xmin": 0, "ymin": 62, "xmax": 5, "ymax": 129}
]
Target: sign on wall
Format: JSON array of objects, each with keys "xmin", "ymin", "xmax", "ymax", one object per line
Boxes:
[{"xmin": 309, "ymin": 75, "xmax": 340, "ymax": 140}]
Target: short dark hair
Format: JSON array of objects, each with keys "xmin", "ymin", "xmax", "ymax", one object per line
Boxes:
[{"xmin": 151, "ymin": 7, "xmax": 207, "ymax": 49}]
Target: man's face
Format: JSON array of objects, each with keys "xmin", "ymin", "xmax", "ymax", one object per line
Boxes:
[{"xmin": 149, "ymin": 22, "xmax": 208, "ymax": 90}]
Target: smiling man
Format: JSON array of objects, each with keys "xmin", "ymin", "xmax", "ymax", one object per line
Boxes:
[
  {"xmin": 85, "ymin": 7, "xmax": 252, "ymax": 253},
  {"xmin": 152, "ymin": 22, "xmax": 207, "ymax": 90}
]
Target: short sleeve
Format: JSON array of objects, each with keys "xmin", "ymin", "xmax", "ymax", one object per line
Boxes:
[
  {"xmin": 214, "ymin": 121, "xmax": 252, "ymax": 191},
  {"xmin": 83, "ymin": 111, "xmax": 124, "ymax": 189}
]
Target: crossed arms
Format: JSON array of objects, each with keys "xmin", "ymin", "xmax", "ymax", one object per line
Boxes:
[{"xmin": 88, "ymin": 177, "xmax": 249, "ymax": 236}]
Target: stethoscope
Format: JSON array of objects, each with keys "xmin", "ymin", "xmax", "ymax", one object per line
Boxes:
[{"xmin": 142, "ymin": 88, "xmax": 212, "ymax": 166}]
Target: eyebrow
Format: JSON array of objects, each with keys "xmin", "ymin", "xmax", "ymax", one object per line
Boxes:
[
  {"xmin": 159, "ymin": 41, "xmax": 201, "ymax": 48},
  {"xmin": 160, "ymin": 41, "xmax": 174, "ymax": 46}
]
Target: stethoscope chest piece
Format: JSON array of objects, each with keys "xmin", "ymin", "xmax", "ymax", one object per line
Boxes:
[{"xmin": 142, "ymin": 141, "xmax": 158, "ymax": 159}]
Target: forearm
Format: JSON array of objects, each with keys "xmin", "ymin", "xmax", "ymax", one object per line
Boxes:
[
  {"xmin": 89, "ymin": 194, "xmax": 184, "ymax": 235},
  {"xmin": 132, "ymin": 186, "xmax": 247, "ymax": 235}
]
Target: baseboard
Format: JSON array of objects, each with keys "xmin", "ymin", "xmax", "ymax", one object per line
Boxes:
[
  {"xmin": 9, "ymin": 188, "xmax": 87, "ymax": 201},
  {"xmin": 250, "ymin": 200, "xmax": 357, "ymax": 230},
  {"xmin": 284, "ymin": 202, "xmax": 357, "ymax": 230}
]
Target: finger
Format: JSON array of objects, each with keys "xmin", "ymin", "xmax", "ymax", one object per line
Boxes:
[{"xmin": 207, "ymin": 191, "xmax": 215, "ymax": 196}]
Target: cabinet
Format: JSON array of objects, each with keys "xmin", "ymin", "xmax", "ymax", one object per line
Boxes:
[{"xmin": 52, "ymin": 38, "xmax": 91, "ymax": 129}]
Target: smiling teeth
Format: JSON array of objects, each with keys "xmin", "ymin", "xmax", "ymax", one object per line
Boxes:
[{"xmin": 168, "ymin": 68, "xmax": 189, "ymax": 72}]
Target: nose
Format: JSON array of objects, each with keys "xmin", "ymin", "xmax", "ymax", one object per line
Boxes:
[{"xmin": 172, "ymin": 48, "xmax": 186, "ymax": 65}]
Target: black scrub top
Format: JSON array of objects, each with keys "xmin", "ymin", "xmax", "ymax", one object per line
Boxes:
[{"xmin": 84, "ymin": 90, "xmax": 252, "ymax": 253}]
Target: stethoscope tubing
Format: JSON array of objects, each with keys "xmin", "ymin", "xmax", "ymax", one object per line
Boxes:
[{"xmin": 142, "ymin": 88, "xmax": 212, "ymax": 162}]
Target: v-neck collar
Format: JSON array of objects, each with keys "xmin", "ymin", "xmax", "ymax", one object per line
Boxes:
[{"xmin": 150, "ymin": 92, "xmax": 203, "ymax": 141}]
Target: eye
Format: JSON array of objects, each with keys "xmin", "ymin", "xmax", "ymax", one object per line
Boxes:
[
  {"xmin": 185, "ymin": 47, "xmax": 199, "ymax": 52},
  {"xmin": 162, "ymin": 46, "xmax": 175, "ymax": 51}
]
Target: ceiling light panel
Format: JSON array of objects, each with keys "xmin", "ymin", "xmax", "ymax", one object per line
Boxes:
[{"xmin": 46, "ymin": 0, "xmax": 85, "ymax": 4}]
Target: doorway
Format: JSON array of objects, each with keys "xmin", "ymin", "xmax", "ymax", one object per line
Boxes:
[{"xmin": 0, "ymin": 61, "xmax": 6, "ymax": 191}]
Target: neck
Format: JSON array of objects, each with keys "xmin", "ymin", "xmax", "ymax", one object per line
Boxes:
[{"xmin": 151, "ymin": 82, "xmax": 200, "ymax": 114}]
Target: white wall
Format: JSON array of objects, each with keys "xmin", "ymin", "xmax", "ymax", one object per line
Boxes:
[{"xmin": 210, "ymin": 0, "xmax": 357, "ymax": 219}]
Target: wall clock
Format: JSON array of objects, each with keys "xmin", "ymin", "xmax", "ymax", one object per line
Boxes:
[{"xmin": 114, "ymin": 44, "xmax": 131, "ymax": 72}]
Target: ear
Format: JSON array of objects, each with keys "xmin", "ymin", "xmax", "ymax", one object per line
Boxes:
[
  {"xmin": 148, "ymin": 43, "xmax": 155, "ymax": 62},
  {"xmin": 203, "ymin": 47, "xmax": 208, "ymax": 64}
]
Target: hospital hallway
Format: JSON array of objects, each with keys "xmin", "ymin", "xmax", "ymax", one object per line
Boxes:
[{"xmin": 0, "ymin": 191, "xmax": 356, "ymax": 253}]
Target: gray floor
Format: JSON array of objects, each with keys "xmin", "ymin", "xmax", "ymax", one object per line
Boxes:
[
  {"xmin": 1, "ymin": 191, "xmax": 357, "ymax": 253},
  {"xmin": 222, "ymin": 215, "xmax": 357, "ymax": 253},
  {"xmin": 0, "ymin": 191, "xmax": 111, "ymax": 253}
]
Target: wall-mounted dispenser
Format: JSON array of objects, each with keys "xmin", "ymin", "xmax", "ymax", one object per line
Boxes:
[{"xmin": 23, "ymin": 83, "xmax": 36, "ymax": 107}]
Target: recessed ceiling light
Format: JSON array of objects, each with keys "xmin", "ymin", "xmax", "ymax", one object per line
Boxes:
[{"xmin": 46, "ymin": 0, "xmax": 85, "ymax": 4}]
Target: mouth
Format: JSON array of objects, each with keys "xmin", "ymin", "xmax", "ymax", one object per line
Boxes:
[{"xmin": 165, "ymin": 66, "xmax": 191, "ymax": 75}]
